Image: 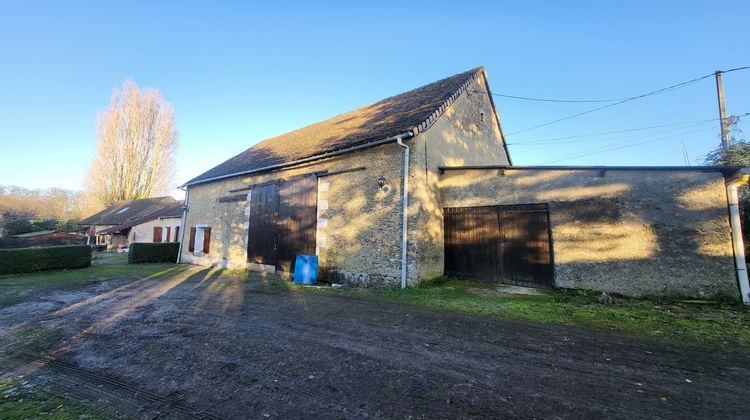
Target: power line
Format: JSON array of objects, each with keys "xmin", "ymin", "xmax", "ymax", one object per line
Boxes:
[
  {"xmin": 505, "ymin": 75, "xmax": 711, "ymax": 136},
  {"xmin": 539, "ymin": 126, "xmax": 717, "ymax": 164},
  {"xmin": 508, "ymin": 112, "xmax": 749, "ymax": 146},
  {"xmin": 474, "ymin": 92, "xmax": 629, "ymax": 103},
  {"xmin": 482, "ymin": 66, "xmax": 750, "ymax": 104},
  {"xmin": 498, "ymin": 66, "xmax": 750, "ymax": 136},
  {"xmin": 507, "ymin": 117, "xmax": 721, "ymax": 145},
  {"xmin": 510, "ymin": 122, "xmax": 717, "ymax": 147}
]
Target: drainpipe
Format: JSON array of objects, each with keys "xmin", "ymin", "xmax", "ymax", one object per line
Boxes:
[
  {"xmin": 726, "ymin": 169, "xmax": 750, "ymax": 305},
  {"xmin": 396, "ymin": 137, "xmax": 409, "ymax": 289},
  {"xmin": 176, "ymin": 187, "xmax": 190, "ymax": 264}
]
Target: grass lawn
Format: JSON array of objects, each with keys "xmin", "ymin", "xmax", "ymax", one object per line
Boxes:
[
  {"xmin": 296, "ymin": 278, "xmax": 750, "ymax": 349},
  {"xmin": 0, "ymin": 378, "xmax": 106, "ymax": 420},
  {"xmin": 0, "ymin": 252, "xmax": 186, "ymax": 305}
]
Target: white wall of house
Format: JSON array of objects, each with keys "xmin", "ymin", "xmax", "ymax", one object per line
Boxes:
[{"xmin": 128, "ymin": 217, "xmax": 182, "ymax": 243}]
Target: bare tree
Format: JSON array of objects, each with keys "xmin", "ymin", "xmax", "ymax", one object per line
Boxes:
[{"xmin": 86, "ymin": 79, "xmax": 178, "ymax": 207}]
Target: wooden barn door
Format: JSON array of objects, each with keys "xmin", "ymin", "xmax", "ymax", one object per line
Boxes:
[
  {"xmin": 444, "ymin": 207, "xmax": 500, "ymax": 282},
  {"xmin": 498, "ymin": 204, "xmax": 553, "ymax": 286},
  {"xmin": 443, "ymin": 204, "xmax": 553, "ymax": 287},
  {"xmin": 275, "ymin": 176, "xmax": 317, "ymax": 274},
  {"xmin": 247, "ymin": 182, "xmax": 279, "ymax": 266}
]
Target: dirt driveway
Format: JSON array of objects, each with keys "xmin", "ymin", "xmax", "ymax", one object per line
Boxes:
[{"xmin": 1, "ymin": 266, "xmax": 749, "ymax": 419}]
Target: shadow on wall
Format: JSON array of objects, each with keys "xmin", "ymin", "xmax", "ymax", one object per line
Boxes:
[
  {"xmin": 440, "ymin": 170, "xmax": 741, "ymax": 300},
  {"xmin": 197, "ymin": 143, "xmax": 405, "ymax": 285}
]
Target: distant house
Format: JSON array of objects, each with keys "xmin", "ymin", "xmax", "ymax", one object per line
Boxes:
[
  {"xmin": 79, "ymin": 197, "xmax": 183, "ymax": 250},
  {"xmin": 177, "ymin": 66, "xmax": 750, "ymax": 302}
]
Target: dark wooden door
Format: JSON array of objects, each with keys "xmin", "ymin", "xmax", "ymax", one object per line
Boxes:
[
  {"xmin": 443, "ymin": 204, "xmax": 553, "ymax": 287},
  {"xmin": 444, "ymin": 207, "xmax": 500, "ymax": 282},
  {"xmin": 247, "ymin": 182, "xmax": 279, "ymax": 265},
  {"xmin": 275, "ymin": 176, "xmax": 317, "ymax": 274},
  {"xmin": 498, "ymin": 204, "xmax": 553, "ymax": 286}
]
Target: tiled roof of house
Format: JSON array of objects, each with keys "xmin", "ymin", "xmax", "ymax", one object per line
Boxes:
[
  {"xmin": 96, "ymin": 200, "xmax": 184, "ymax": 235},
  {"xmin": 79, "ymin": 197, "xmax": 178, "ymax": 226},
  {"xmin": 185, "ymin": 67, "xmax": 488, "ymax": 186}
]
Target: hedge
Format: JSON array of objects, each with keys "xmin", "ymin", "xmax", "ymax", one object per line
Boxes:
[
  {"xmin": 128, "ymin": 242, "xmax": 180, "ymax": 264},
  {"xmin": 0, "ymin": 245, "xmax": 92, "ymax": 275}
]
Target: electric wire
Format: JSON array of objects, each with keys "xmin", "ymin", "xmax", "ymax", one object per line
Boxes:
[
  {"xmin": 507, "ymin": 117, "xmax": 722, "ymax": 145},
  {"xmin": 510, "ymin": 121, "xmax": 717, "ymax": 148},
  {"xmin": 510, "ymin": 112, "xmax": 748, "ymax": 147},
  {"xmin": 487, "ymin": 66, "xmax": 750, "ymax": 136},
  {"xmin": 539, "ymin": 126, "xmax": 718, "ymax": 164}
]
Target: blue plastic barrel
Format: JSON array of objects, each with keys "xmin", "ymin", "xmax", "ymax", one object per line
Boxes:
[{"xmin": 293, "ymin": 254, "xmax": 318, "ymax": 285}]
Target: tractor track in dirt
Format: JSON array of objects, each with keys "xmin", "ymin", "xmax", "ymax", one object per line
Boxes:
[{"xmin": 2, "ymin": 269, "xmax": 750, "ymax": 419}]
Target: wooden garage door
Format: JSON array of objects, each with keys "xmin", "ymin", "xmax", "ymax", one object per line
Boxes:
[
  {"xmin": 444, "ymin": 204, "xmax": 553, "ymax": 287},
  {"xmin": 443, "ymin": 206, "xmax": 500, "ymax": 282}
]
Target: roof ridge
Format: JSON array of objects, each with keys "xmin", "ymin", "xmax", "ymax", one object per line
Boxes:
[
  {"xmin": 183, "ymin": 66, "xmax": 488, "ymax": 186},
  {"xmin": 411, "ymin": 67, "xmax": 484, "ymax": 135}
]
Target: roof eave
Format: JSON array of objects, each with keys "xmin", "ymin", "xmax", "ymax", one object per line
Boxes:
[{"xmin": 181, "ymin": 131, "xmax": 416, "ymax": 188}]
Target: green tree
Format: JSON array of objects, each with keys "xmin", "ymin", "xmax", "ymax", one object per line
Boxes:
[
  {"xmin": 702, "ymin": 115, "xmax": 750, "ymax": 249},
  {"xmin": 703, "ymin": 116, "xmax": 748, "ymax": 166}
]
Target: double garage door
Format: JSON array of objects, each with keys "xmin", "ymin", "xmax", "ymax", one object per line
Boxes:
[
  {"xmin": 246, "ymin": 176, "xmax": 317, "ymax": 274},
  {"xmin": 443, "ymin": 204, "xmax": 554, "ymax": 287}
]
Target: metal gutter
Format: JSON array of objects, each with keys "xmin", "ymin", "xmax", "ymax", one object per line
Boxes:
[
  {"xmin": 181, "ymin": 132, "xmax": 415, "ymax": 188},
  {"xmin": 176, "ymin": 187, "xmax": 190, "ymax": 264}
]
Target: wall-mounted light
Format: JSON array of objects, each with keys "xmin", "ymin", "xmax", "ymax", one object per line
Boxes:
[{"xmin": 377, "ymin": 175, "xmax": 386, "ymax": 189}]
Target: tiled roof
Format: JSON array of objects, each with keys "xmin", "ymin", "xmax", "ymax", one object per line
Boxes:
[
  {"xmin": 185, "ymin": 67, "xmax": 487, "ymax": 186},
  {"xmin": 79, "ymin": 197, "xmax": 177, "ymax": 226},
  {"xmin": 96, "ymin": 200, "xmax": 184, "ymax": 235}
]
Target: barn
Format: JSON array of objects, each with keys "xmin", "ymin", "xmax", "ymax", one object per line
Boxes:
[{"xmin": 178, "ymin": 67, "xmax": 749, "ymax": 302}]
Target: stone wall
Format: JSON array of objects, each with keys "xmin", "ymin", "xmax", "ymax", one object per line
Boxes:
[
  {"xmin": 181, "ymin": 143, "xmax": 407, "ymax": 285},
  {"xmin": 439, "ymin": 168, "xmax": 740, "ymax": 299},
  {"xmin": 409, "ymin": 72, "xmax": 511, "ymax": 280}
]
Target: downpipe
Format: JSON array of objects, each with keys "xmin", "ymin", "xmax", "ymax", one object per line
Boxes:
[
  {"xmin": 176, "ymin": 187, "xmax": 190, "ymax": 264},
  {"xmin": 726, "ymin": 179, "xmax": 750, "ymax": 305},
  {"xmin": 396, "ymin": 137, "xmax": 409, "ymax": 289}
]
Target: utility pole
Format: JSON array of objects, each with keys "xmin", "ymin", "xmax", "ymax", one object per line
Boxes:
[{"xmin": 715, "ymin": 70, "xmax": 730, "ymax": 149}]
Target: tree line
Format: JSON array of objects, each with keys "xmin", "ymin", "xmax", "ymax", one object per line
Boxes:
[
  {"xmin": 0, "ymin": 186, "xmax": 95, "ymax": 236},
  {"xmin": 1, "ymin": 79, "xmax": 179, "ymax": 237}
]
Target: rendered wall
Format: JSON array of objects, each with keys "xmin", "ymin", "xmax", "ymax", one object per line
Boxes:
[
  {"xmin": 129, "ymin": 217, "xmax": 182, "ymax": 243},
  {"xmin": 439, "ymin": 168, "xmax": 740, "ymax": 299}
]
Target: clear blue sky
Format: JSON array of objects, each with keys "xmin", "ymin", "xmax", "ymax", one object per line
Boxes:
[{"xmin": 1, "ymin": 1, "xmax": 748, "ymax": 196}]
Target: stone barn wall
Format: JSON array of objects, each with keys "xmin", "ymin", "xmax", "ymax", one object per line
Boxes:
[
  {"xmin": 439, "ymin": 168, "xmax": 740, "ymax": 299},
  {"xmin": 408, "ymin": 72, "xmax": 511, "ymax": 281},
  {"xmin": 180, "ymin": 142, "xmax": 408, "ymax": 286}
]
